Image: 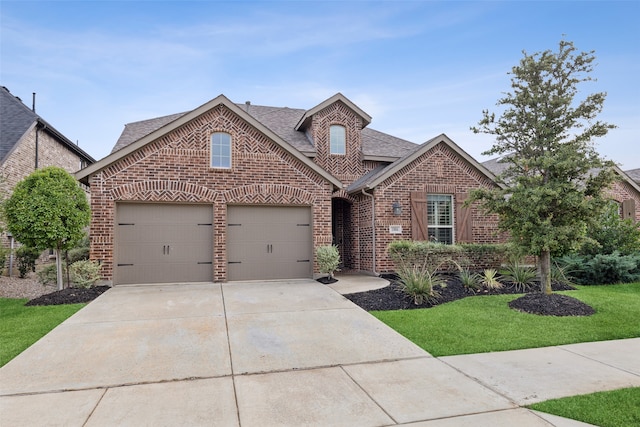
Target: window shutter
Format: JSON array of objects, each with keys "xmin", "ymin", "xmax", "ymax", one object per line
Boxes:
[
  {"xmin": 455, "ymin": 193, "xmax": 473, "ymax": 243},
  {"xmin": 410, "ymin": 192, "xmax": 428, "ymax": 240},
  {"xmin": 622, "ymin": 199, "xmax": 636, "ymax": 221}
]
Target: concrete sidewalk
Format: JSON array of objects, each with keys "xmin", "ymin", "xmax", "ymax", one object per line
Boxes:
[{"xmin": 1, "ymin": 280, "xmax": 638, "ymax": 426}]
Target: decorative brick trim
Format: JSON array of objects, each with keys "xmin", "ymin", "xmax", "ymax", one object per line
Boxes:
[
  {"xmin": 332, "ymin": 189, "xmax": 356, "ymax": 203},
  {"xmin": 222, "ymin": 184, "xmax": 315, "ymax": 205},
  {"xmin": 110, "ymin": 180, "xmax": 217, "ymax": 202}
]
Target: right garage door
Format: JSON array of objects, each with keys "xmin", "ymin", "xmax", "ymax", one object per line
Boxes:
[{"xmin": 227, "ymin": 206, "xmax": 312, "ymax": 281}]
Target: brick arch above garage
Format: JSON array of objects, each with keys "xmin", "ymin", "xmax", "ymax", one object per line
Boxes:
[{"xmin": 110, "ymin": 180, "xmax": 218, "ymax": 203}]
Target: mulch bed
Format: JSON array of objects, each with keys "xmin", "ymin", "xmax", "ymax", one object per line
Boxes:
[
  {"xmin": 25, "ymin": 275, "xmax": 594, "ymax": 317},
  {"xmin": 26, "ymin": 286, "xmax": 111, "ymax": 306},
  {"xmin": 345, "ymin": 274, "xmax": 594, "ymax": 317}
]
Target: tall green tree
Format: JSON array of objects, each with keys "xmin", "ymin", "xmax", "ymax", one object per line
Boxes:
[
  {"xmin": 469, "ymin": 40, "xmax": 617, "ymax": 294},
  {"xmin": 3, "ymin": 166, "xmax": 91, "ymax": 290}
]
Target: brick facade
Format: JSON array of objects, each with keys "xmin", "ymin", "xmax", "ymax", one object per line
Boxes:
[
  {"xmin": 81, "ymin": 94, "xmax": 640, "ymax": 283},
  {"xmin": 370, "ymin": 142, "xmax": 503, "ymax": 273},
  {"xmin": 605, "ymin": 179, "xmax": 640, "ymax": 221},
  {"xmin": 88, "ymin": 104, "xmax": 333, "ymax": 283},
  {"xmin": 1, "ymin": 126, "xmax": 87, "ymax": 196}
]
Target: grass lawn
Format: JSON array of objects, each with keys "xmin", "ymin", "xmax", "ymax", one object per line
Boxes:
[
  {"xmin": 372, "ymin": 282, "xmax": 640, "ymax": 357},
  {"xmin": 528, "ymin": 387, "xmax": 640, "ymax": 427},
  {"xmin": 0, "ymin": 298, "xmax": 86, "ymax": 367}
]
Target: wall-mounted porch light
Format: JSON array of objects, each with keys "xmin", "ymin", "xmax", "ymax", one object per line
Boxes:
[{"xmin": 392, "ymin": 201, "xmax": 402, "ymax": 216}]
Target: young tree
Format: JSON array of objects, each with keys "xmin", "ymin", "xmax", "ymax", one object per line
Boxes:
[
  {"xmin": 3, "ymin": 166, "xmax": 91, "ymax": 290},
  {"xmin": 469, "ymin": 40, "xmax": 617, "ymax": 294}
]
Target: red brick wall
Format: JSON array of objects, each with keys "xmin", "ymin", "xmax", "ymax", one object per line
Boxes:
[
  {"xmin": 310, "ymin": 101, "xmax": 364, "ymax": 186},
  {"xmin": 371, "ymin": 142, "xmax": 504, "ymax": 273},
  {"xmin": 88, "ymin": 104, "xmax": 333, "ymax": 283},
  {"xmin": 605, "ymin": 179, "xmax": 640, "ymax": 222}
]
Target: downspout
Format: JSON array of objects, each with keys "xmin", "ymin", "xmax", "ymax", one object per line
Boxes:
[
  {"xmin": 361, "ymin": 188, "xmax": 378, "ymax": 276},
  {"xmin": 33, "ymin": 93, "xmax": 40, "ymax": 170}
]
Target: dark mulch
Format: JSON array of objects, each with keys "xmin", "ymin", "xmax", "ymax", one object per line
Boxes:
[
  {"xmin": 26, "ymin": 286, "xmax": 111, "ymax": 306},
  {"xmin": 509, "ymin": 293, "xmax": 595, "ymax": 317},
  {"xmin": 346, "ymin": 275, "xmax": 593, "ymax": 317}
]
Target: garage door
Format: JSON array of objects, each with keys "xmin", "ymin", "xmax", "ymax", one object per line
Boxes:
[
  {"xmin": 227, "ymin": 206, "xmax": 312, "ymax": 281},
  {"xmin": 115, "ymin": 203, "xmax": 213, "ymax": 285}
]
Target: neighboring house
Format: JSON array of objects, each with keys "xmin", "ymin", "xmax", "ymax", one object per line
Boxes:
[
  {"xmin": 482, "ymin": 158, "xmax": 640, "ymax": 223},
  {"xmin": 77, "ymin": 93, "xmax": 504, "ymax": 285},
  {"xmin": 0, "ymin": 86, "xmax": 95, "ymax": 192},
  {"xmin": 0, "ymin": 86, "xmax": 95, "ymax": 241}
]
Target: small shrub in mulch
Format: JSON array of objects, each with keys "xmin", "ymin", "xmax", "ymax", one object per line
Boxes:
[{"xmin": 26, "ymin": 286, "xmax": 111, "ymax": 306}]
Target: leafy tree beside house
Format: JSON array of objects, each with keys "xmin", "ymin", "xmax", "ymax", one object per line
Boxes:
[
  {"xmin": 3, "ymin": 166, "xmax": 90, "ymax": 290},
  {"xmin": 468, "ymin": 39, "xmax": 617, "ymax": 295}
]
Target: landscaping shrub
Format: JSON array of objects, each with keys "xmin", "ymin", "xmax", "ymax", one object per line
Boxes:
[
  {"xmin": 580, "ymin": 202, "xmax": 640, "ymax": 256},
  {"xmin": 396, "ymin": 260, "xmax": 447, "ymax": 305},
  {"xmin": 555, "ymin": 252, "xmax": 640, "ymax": 285},
  {"xmin": 458, "ymin": 268, "xmax": 482, "ymax": 292},
  {"xmin": 315, "ymin": 245, "xmax": 340, "ymax": 279},
  {"xmin": 388, "ymin": 240, "xmax": 509, "ymax": 272},
  {"xmin": 67, "ymin": 233, "xmax": 90, "ymax": 263},
  {"xmin": 500, "ymin": 262, "xmax": 537, "ymax": 292},
  {"xmin": 15, "ymin": 246, "xmax": 41, "ymax": 278},
  {"xmin": 481, "ymin": 268, "xmax": 503, "ymax": 290},
  {"xmin": 37, "ymin": 264, "xmax": 64, "ymax": 285},
  {"xmin": 69, "ymin": 260, "xmax": 101, "ymax": 288},
  {"xmin": 0, "ymin": 246, "xmax": 9, "ymax": 273}
]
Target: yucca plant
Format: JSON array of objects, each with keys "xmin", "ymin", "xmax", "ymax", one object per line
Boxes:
[
  {"xmin": 396, "ymin": 260, "xmax": 447, "ymax": 305},
  {"xmin": 500, "ymin": 262, "xmax": 537, "ymax": 292},
  {"xmin": 551, "ymin": 261, "xmax": 575, "ymax": 287},
  {"xmin": 481, "ymin": 268, "xmax": 503, "ymax": 290},
  {"xmin": 458, "ymin": 268, "xmax": 482, "ymax": 292}
]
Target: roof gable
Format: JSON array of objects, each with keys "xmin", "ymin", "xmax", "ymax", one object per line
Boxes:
[
  {"xmin": 76, "ymin": 94, "xmax": 342, "ymax": 188},
  {"xmin": 0, "ymin": 86, "xmax": 95, "ymax": 164},
  {"xmin": 348, "ymin": 134, "xmax": 501, "ymax": 192},
  {"xmin": 294, "ymin": 93, "xmax": 372, "ymax": 132}
]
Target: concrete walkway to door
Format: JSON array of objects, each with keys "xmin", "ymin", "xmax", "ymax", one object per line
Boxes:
[{"xmin": 1, "ymin": 280, "xmax": 638, "ymax": 426}]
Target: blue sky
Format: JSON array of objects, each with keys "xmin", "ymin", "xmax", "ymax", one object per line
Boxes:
[{"xmin": 1, "ymin": 1, "xmax": 639, "ymax": 169}]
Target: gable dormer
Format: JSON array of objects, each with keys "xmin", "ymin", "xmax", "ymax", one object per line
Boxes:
[{"xmin": 296, "ymin": 94, "xmax": 372, "ymax": 185}]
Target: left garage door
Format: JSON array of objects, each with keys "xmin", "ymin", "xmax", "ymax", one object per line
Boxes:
[{"xmin": 115, "ymin": 203, "xmax": 213, "ymax": 285}]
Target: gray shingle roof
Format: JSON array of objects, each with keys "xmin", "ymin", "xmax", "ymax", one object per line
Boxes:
[
  {"xmin": 111, "ymin": 99, "xmax": 417, "ymax": 160},
  {"xmin": 481, "ymin": 156, "xmax": 509, "ymax": 175},
  {"xmin": 625, "ymin": 168, "xmax": 640, "ymax": 184},
  {"xmin": 0, "ymin": 86, "xmax": 39, "ymax": 162},
  {"xmin": 1, "ymin": 86, "xmax": 96, "ymax": 164}
]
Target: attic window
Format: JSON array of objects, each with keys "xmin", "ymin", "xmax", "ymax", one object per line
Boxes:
[
  {"xmin": 330, "ymin": 125, "xmax": 346, "ymax": 155},
  {"xmin": 211, "ymin": 132, "xmax": 231, "ymax": 169}
]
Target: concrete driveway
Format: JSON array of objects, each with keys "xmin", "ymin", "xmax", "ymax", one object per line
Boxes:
[{"xmin": 2, "ymin": 280, "xmax": 634, "ymax": 426}]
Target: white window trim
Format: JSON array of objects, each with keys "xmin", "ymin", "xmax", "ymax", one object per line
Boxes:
[
  {"xmin": 427, "ymin": 194, "xmax": 455, "ymax": 244},
  {"xmin": 211, "ymin": 132, "xmax": 232, "ymax": 169},
  {"xmin": 330, "ymin": 125, "xmax": 346, "ymax": 155}
]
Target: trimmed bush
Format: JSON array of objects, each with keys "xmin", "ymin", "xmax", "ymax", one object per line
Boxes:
[
  {"xmin": 388, "ymin": 240, "xmax": 509, "ymax": 272},
  {"xmin": 69, "ymin": 260, "xmax": 101, "ymax": 288},
  {"xmin": 316, "ymin": 245, "xmax": 340, "ymax": 279},
  {"xmin": 37, "ymin": 264, "xmax": 62, "ymax": 285}
]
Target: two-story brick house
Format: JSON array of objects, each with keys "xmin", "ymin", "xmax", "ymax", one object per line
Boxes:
[
  {"xmin": 77, "ymin": 93, "xmax": 639, "ymax": 285},
  {"xmin": 77, "ymin": 94, "xmax": 507, "ymax": 285}
]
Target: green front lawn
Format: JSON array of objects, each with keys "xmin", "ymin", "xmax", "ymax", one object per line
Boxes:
[
  {"xmin": 373, "ymin": 283, "xmax": 640, "ymax": 357},
  {"xmin": 0, "ymin": 298, "xmax": 86, "ymax": 367},
  {"xmin": 528, "ymin": 387, "xmax": 640, "ymax": 427}
]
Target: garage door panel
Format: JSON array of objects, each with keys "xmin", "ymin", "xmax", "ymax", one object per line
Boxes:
[
  {"xmin": 227, "ymin": 206, "xmax": 312, "ymax": 281},
  {"xmin": 115, "ymin": 204, "xmax": 213, "ymax": 285}
]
